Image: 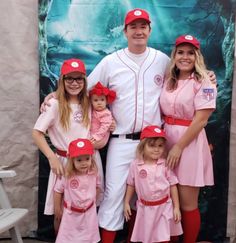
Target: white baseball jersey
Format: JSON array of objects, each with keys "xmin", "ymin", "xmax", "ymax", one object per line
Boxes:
[
  {"xmin": 88, "ymin": 47, "xmax": 170, "ymax": 230},
  {"xmin": 88, "ymin": 47, "xmax": 170, "ymax": 134}
]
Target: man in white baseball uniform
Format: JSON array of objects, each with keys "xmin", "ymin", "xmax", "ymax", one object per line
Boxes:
[{"xmin": 87, "ymin": 8, "xmax": 170, "ymax": 243}]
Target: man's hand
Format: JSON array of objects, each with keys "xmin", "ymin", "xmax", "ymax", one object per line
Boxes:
[
  {"xmin": 110, "ymin": 119, "xmax": 116, "ymax": 132},
  {"xmin": 207, "ymin": 70, "xmax": 217, "ymax": 85},
  {"xmin": 40, "ymin": 92, "xmax": 57, "ymax": 113}
]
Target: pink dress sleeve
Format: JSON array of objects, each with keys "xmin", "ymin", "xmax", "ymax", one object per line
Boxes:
[
  {"xmin": 54, "ymin": 176, "xmax": 66, "ymax": 194},
  {"xmin": 127, "ymin": 161, "xmax": 135, "ymax": 186},
  {"xmin": 166, "ymin": 167, "xmax": 178, "ymax": 186},
  {"xmin": 194, "ymin": 79, "xmax": 217, "ymax": 110},
  {"xmin": 33, "ymin": 98, "xmax": 58, "ymax": 133}
]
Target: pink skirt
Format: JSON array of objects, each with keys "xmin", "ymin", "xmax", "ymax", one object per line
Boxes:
[{"xmin": 131, "ymin": 199, "xmax": 183, "ymax": 243}]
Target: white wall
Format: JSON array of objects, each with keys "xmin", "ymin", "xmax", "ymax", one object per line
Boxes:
[{"xmin": 0, "ymin": 0, "xmax": 39, "ymax": 236}]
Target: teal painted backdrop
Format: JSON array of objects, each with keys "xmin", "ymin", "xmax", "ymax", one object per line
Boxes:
[{"xmin": 38, "ymin": 0, "xmax": 235, "ymax": 242}]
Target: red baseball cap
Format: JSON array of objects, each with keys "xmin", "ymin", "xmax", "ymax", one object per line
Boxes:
[
  {"xmin": 68, "ymin": 138, "xmax": 94, "ymax": 158},
  {"xmin": 61, "ymin": 58, "xmax": 86, "ymax": 76},
  {"xmin": 125, "ymin": 8, "xmax": 151, "ymax": 26},
  {"xmin": 140, "ymin": 126, "xmax": 166, "ymax": 140},
  {"xmin": 175, "ymin": 35, "xmax": 200, "ymax": 49}
]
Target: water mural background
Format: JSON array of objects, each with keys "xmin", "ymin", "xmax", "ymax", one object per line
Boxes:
[{"xmin": 38, "ymin": 0, "xmax": 235, "ymax": 241}]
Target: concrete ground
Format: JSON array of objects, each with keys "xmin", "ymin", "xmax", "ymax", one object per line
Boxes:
[{"xmin": 0, "ymin": 239, "xmax": 231, "ymax": 243}]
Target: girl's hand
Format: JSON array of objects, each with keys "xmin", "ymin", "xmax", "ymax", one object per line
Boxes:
[
  {"xmin": 54, "ymin": 206, "xmax": 63, "ymax": 222},
  {"xmin": 48, "ymin": 154, "xmax": 64, "ymax": 178},
  {"xmin": 124, "ymin": 203, "xmax": 132, "ymax": 221},
  {"xmin": 54, "ymin": 205, "xmax": 63, "ymax": 233},
  {"xmin": 173, "ymin": 207, "xmax": 181, "ymax": 223},
  {"xmin": 166, "ymin": 144, "xmax": 182, "ymax": 169}
]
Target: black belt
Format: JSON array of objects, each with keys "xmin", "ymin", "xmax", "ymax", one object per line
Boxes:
[{"xmin": 111, "ymin": 132, "xmax": 141, "ymax": 140}]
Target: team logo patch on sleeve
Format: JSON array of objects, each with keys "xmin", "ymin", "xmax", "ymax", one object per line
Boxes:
[{"xmin": 202, "ymin": 88, "xmax": 214, "ymax": 100}]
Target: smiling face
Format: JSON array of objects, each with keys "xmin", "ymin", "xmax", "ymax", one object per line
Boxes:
[
  {"xmin": 124, "ymin": 19, "xmax": 151, "ymax": 54},
  {"xmin": 73, "ymin": 154, "xmax": 92, "ymax": 174},
  {"xmin": 90, "ymin": 94, "xmax": 107, "ymax": 111},
  {"xmin": 63, "ymin": 71, "xmax": 85, "ymax": 99},
  {"xmin": 174, "ymin": 44, "xmax": 196, "ymax": 79},
  {"xmin": 143, "ymin": 138, "xmax": 165, "ymax": 163}
]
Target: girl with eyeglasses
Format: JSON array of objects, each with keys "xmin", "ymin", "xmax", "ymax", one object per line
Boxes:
[{"xmin": 32, "ymin": 58, "xmax": 104, "ymax": 235}]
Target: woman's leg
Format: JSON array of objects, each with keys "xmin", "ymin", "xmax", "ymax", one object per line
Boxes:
[{"xmin": 178, "ymin": 185, "xmax": 200, "ymax": 243}]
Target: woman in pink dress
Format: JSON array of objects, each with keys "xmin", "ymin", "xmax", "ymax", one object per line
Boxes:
[
  {"xmin": 160, "ymin": 35, "xmax": 217, "ymax": 243},
  {"xmin": 32, "ymin": 58, "xmax": 104, "ymax": 232},
  {"xmin": 124, "ymin": 125, "xmax": 183, "ymax": 243},
  {"xmin": 54, "ymin": 138, "xmax": 101, "ymax": 243},
  {"xmin": 89, "ymin": 81, "xmax": 116, "ymax": 149}
]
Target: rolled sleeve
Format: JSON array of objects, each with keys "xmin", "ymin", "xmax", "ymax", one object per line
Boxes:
[{"xmin": 33, "ymin": 98, "xmax": 58, "ymax": 133}]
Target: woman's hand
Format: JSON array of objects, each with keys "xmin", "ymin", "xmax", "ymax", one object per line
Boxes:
[
  {"xmin": 166, "ymin": 144, "xmax": 182, "ymax": 169},
  {"xmin": 173, "ymin": 207, "xmax": 181, "ymax": 223}
]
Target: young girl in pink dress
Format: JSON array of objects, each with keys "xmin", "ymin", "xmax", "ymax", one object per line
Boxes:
[
  {"xmin": 89, "ymin": 81, "xmax": 116, "ymax": 149},
  {"xmin": 54, "ymin": 138, "xmax": 101, "ymax": 243},
  {"xmin": 124, "ymin": 125, "xmax": 183, "ymax": 243},
  {"xmin": 160, "ymin": 35, "xmax": 217, "ymax": 243},
  {"xmin": 32, "ymin": 58, "xmax": 104, "ymax": 232}
]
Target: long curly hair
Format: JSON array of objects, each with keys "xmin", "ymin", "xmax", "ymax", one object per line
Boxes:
[
  {"xmin": 55, "ymin": 74, "xmax": 90, "ymax": 130},
  {"xmin": 167, "ymin": 45, "xmax": 209, "ymax": 90}
]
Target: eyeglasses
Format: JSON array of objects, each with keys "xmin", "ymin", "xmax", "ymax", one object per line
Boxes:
[{"xmin": 64, "ymin": 76, "xmax": 85, "ymax": 84}]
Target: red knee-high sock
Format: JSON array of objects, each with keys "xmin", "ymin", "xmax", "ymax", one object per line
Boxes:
[
  {"xmin": 126, "ymin": 209, "xmax": 137, "ymax": 243},
  {"xmin": 101, "ymin": 228, "xmax": 117, "ymax": 243},
  {"xmin": 181, "ymin": 208, "xmax": 201, "ymax": 243}
]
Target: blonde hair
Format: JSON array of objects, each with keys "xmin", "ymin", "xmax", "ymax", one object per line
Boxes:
[
  {"xmin": 56, "ymin": 74, "xmax": 90, "ymax": 130},
  {"xmin": 136, "ymin": 137, "xmax": 167, "ymax": 160},
  {"xmin": 167, "ymin": 45, "xmax": 209, "ymax": 90},
  {"xmin": 65, "ymin": 155, "xmax": 97, "ymax": 178}
]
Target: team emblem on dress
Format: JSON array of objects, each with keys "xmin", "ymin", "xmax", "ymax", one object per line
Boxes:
[
  {"xmin": 184, "ymin": 35, "xmax": 194, "ymax": 40},
  {"xmin": 134, "ymin": 10, "xmax": 142, "ymax": 16},
  {"xmin": 202, "ymin": 88, "xmax": 214, "ymax": 100},
  {"xmin": 71, "ymin": 61, "xmax": 79, "ymax": 68},
  {"xmin": 154, "ymin": 74, "xmax": 163, "ymax": 86},
  {"xmin": 70, "ymin": 179, "xmax": 79, "ymax": 189},
  {"xmin": 139, "ymin": 169, "xmax": 147, "ymax": 178},
  {"xmin": 73, "ymin": 110, "xmax": 83, "ymax": 122}
]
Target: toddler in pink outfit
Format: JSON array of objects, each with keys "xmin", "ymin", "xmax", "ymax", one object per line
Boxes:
[
  {"xmin": 124, "ymin": 126, "xmax": 183, "ymax": 243},
  {"xmin": 89, "ymin": 82, "xmax": 116, "ymax": 149},
  {"xmin": 54, "ymin": 138, "xmax": 101, "ymax": 243}
]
